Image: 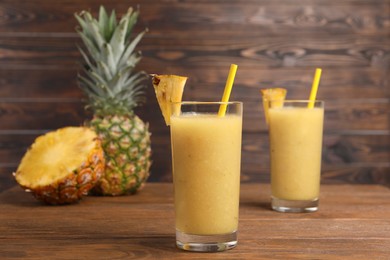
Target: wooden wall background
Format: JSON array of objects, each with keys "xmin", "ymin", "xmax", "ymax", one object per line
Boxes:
[{"xmin": 0, "ymin": 0, "xmax": 389, "ymax": 192}]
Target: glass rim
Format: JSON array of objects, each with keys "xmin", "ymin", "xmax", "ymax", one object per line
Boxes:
[{"xmin": 171, "ymin": 101, "xmax": 243, "ymax": 105}]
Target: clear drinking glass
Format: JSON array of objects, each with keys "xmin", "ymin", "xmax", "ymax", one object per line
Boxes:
[
  {"xmin": 170, "ymin": 101, "xmax": 243, "ymax": 252},
  {"xmin": 268, "ymin": 100, "xmax": 324, "ymax": 213}
]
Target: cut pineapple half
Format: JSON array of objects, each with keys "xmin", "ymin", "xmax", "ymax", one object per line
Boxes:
[
  {"xmin": 14, "ymin": 127, "xmax": 105, "ymax": 205},
  {"xmin": 260, "ymin": 88, "xmax": 287, "ymax": 124},
  {"xmin": 152, "ymin": 74, "xmax": 187, "ymax": 125}
]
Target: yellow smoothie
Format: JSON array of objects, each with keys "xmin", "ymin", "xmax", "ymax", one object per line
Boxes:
[
  {"xmin": 170, "ymin": 113, "xmax": 242, "ymax": 235},
  {"xmin": 269, "ymin": 106, "xmax": 324, "ymax": 201}
]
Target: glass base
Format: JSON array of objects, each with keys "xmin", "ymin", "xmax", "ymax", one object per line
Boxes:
[
  {"xmin": 176, "ymin": 230, "xmax": 237, "ymax": 252},
  {"xmin": 272, "ymin": 197, "xmax": 319, "ymax": 213}
]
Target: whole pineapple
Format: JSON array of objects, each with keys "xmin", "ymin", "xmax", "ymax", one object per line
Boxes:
[{"xmin": 75, "ymin": 6, "xmax": 151, "ymax": 195}]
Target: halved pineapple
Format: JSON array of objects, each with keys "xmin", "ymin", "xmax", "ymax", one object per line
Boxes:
[
  {"xmin": 260, "ymin": 88, "xmax": 287, "ymax": 124},
  {"xmin": 14, "ymin": 127, "xmax": 105, "ymax": 205},
  {"xmin": 152, "ymin": 74, "xmax": 188, "ymax": 125}
]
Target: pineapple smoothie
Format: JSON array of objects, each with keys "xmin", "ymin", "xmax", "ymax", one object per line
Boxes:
[
  {"xmin": 269, "ymin": 103, "xmax": 324, "ymax": 201},
  {"xmin": 170, "ymin": 106, "xmax": 242, "ymax": 235}
]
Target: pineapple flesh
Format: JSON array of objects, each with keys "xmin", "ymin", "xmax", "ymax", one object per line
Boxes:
[
  {"xmin": 75, "ymin": 6, "xmax": 151, "ymax": 195},
  {"xmin": 14, "ymin": 127, "xmax": 105, "ymax": 205},
  {"xmin": 152, "ymin": 74, "xmax": 187, "ymax": 125}
]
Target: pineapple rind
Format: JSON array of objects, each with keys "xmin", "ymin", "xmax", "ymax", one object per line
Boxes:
[{"xmin": 90, "ymin": 114, "xmax": 151, "ymax": 196}]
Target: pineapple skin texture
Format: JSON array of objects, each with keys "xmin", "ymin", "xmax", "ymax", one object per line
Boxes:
[
  {"xmin": 27, "ymin": 150, "xmax": 104, "ymax": 205},
  {"xmin": 14, "ymin": 128, "xmax": 105, "ymax": 205},
  {"xmin": 90, "ymin": 114, "xmax": 152, "ymax": 196}
]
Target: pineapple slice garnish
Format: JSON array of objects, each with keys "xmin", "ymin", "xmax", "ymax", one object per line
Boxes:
[
  {"xmin": 260, "ymin": 88, "xmax": 287, "ymax": 124},
  {"xmin": 152, "ymin": 74, "xmax": 188, "ymax": 125}
]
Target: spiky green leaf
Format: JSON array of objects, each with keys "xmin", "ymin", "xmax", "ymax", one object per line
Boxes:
[
  {"xmin": 118, "ymin": 30, "xmax": 146, "ymax": 68},
  {"xmin": 111, "ymin": 64, "xmax": 136, "ymax": 93},
  {"xmin": 98, "ymin": 6, "xmax": 109, "ymax": 40},
  {"xmin": 86, "ymin": 17, "xmax": 106, "ymax": 51},
  {"xmin": 102, "ymin": 43, "xmax": 116, "ymax": 75},
  {"xmin": 125, "ymin": 8, "xmax": 139, "ymax": 41},
  {"xmin": 76, "ymin": 28, "xmax": 100, "ymax": 62},
  {"xmin": 109, "ymin": 18, "xmax": 128, "ymax": 64},
  {"xmin": 77, "ymin": 46, "xmax": 96, "ymax": 71},
  {"xmin": 107, "ymin": 10, "xmax": 117, "ymax": 40},
  {"xmin": 78, "ymin": 74, "xmax": 104, "ymax": 98},
  {"xmin": 96, "ymin": 60, "xmax": 113, "ymax": 80}
]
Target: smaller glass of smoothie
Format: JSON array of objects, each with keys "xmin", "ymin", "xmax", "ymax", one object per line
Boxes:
[
  {"xmin": 268, "ymin": 100, "xmax": 324, "ymax": 213},
  {"xmin": 170, "ymin": 101, "xmax": 243, "ymax": 252}
]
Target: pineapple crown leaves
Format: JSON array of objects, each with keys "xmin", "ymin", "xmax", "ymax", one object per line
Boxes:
[{"xmin": 75, "ymin": 6, "xmax": 148, "ymax": 116}]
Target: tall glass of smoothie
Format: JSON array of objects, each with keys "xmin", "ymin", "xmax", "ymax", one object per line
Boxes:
[
  {"xmin": 170, "ymin": 101, "xmax": 243, "ymax": 252},
  {"xmin": 268, "ymin": 100, "xmax": 324, "ymax": 213}
]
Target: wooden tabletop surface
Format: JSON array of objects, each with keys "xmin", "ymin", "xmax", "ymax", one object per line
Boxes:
[{"xmin": 1, "ymin": 183, "xmax": 389, "ymax": 259}]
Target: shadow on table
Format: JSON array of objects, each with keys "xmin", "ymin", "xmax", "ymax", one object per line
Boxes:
[
  {"xmin": 1, "ymin": 186, "xmax": 37, "ymax": 206},
  {"xmin": 0, "ymin": 186, "xmax": 74, "ymax": 207}
]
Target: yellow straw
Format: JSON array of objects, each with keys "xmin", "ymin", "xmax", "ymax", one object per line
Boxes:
[
  {"xmin": 218, "ymin": 64, "xmax": 238, "ymax": 116},
  {"xmin": 308, "ymin": 68, "xmax": 322, "ymax": 108}
]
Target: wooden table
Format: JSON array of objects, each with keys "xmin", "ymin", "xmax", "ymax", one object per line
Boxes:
[{"xmin": 1, "ymin": 183, "xmax": 389, "ymax": 259}]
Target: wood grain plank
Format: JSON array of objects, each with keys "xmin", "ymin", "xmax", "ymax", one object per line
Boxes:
[
  {"xmin": 0, "ymin": 33, "xmax": 388, "ymax": 69},
  {"xmin": 0, "ymin": 0, "xmax": 388, "ymax": 36},
  {"xmin": 0, "ymin": 68, "xmax": 387, "ymax": 100},
  {"xmin": 170, "ymin": 67, "xmax": 389, "ymax": 101},
  {"xmin": 0, "ymin": 70, "xmax": 81, "ymax": 98},
  {"xmin": 0, "ymin": 167, "xmax": 16, "ymax": 192},
  {"xmin": 321, "ymin": 166, "xmax": 390, "ymax": 186},
  {"xmin": 0, "ymin": 184, "xmax": 389, "ymax": 259},
  {"xmin": 0, "ymin": 99, "xmax": 388, "ymax": 133},
  {"xmin": 1, "ymin": 238, "xmax": 388, "ymax": 260},
  {"xmin": 0, "ymin": 100, "xmax": 87, "ymax": 130}
]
